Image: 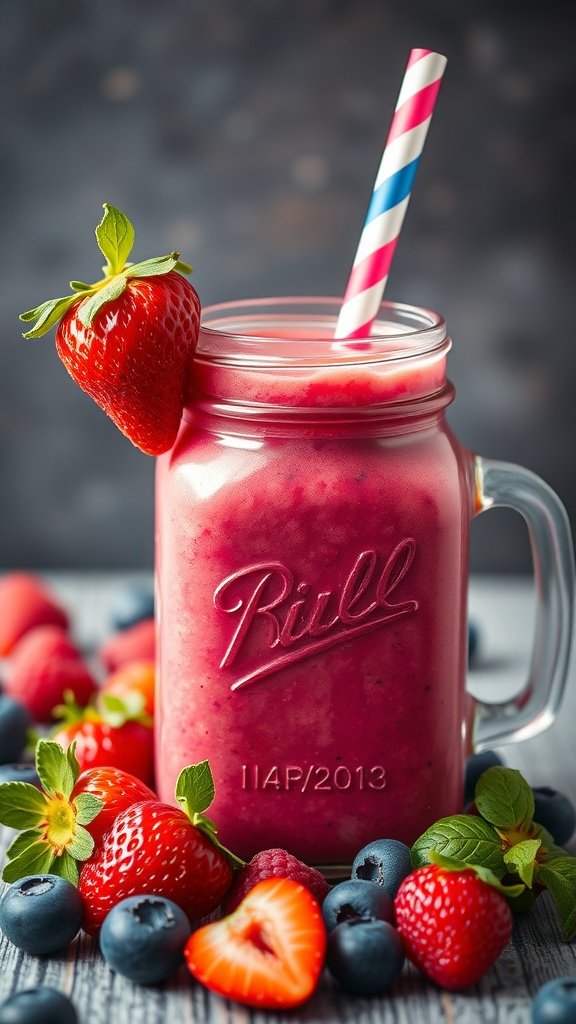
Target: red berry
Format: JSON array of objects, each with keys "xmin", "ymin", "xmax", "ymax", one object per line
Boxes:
[
  {"xmin": 72, "ymin": 767, "xmax": 157, "ymax": 845},
  {"xmin": 5, "ymin": 626, "xmax": 95, "ymax": 722},
  {"xmin": 52, "ymin": 719, "xmax": 154, "ymax": 785},
  {"xmin": 79, "ymin": 800, "xmax": 233, "ymax": 934},
  {"xmin": 0, "ymin": 574, "xmax": 68, "ymax": 656},
  {"xmin": 100, "ymin": 619, "xmax": 155, "ymax": 672},
  {"xmin": 185, "ymin": 878, "xmax": 327, "ymax": 1009},
  {"xmin": 56, "ymin": 272, "xmax": 199, "ymax": 455},
  {"xmin": 100, "ymin": 660, "xmax": 155, "ymax": 716},
  {"xmin": 223, "ymin": 848, "xmax": 329, "ymax": 914},
  {"xmin": 21, "ymin": 205, "xmax": 200, "ymax": 456},
  {"xmin": 394, "ymin": 865, "xmax": 513, "ymax": 990}
]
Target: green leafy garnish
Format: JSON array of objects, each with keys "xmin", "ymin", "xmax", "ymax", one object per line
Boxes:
[
  {"xmin": 20, "ymin": 203, "xmax": 192, "ymax": 339},
  {"xmin": 503, "ymin": 839, "xmax": 541, "ymax": 888},
  {"xmin": 475, "ymin": 766, "xmax": 535, "ymax": 830},
  {"xmin": 412, "ymin": 814, "xmax": 505, "ymax": 876},
  {"xmin": 0, "ymin": 740, "xmax": 102, "ymax": 885},
  {"xmin": 411, "ymin": 764, "xmax": 576, "ymax": 942}
]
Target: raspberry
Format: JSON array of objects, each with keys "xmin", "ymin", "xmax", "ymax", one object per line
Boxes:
[{"xmin": 223, "ymin": 848, "xmax": 329, "ymax": 914}]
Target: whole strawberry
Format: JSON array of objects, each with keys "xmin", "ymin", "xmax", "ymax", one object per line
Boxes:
[
  {"xmin": 223, "ymin": 848, "xmax": 329, "ymax": 914},
  {"xmin": 52, "ymin": 698, "xmax": 154, "ymax": 786},
  {"xmin": 79, "ymin": 761, "xmax": 243, "ymax": 934},
  {"xmin": 20, "ymin": 204, "xmax": 200, "ymax": 456},
  {"xmin": 394, "ymin": 863, "xmax": 513, "ymax": 990},
  {"xmin": 72, "ymin": 766, "xmax": 157, "ymax": 845}
]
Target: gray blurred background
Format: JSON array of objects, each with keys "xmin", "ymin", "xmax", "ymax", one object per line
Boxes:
[{"xmin": 1, "ymin": 0, "xmax": 574, "ymax": 572}]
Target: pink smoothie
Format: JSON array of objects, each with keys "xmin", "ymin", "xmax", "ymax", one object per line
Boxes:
[{"xmin": 155, "ymin": 306, "xmax": 474, "ymax": 867}]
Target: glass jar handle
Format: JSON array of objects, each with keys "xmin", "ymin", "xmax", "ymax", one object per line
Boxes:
[{"xmin": 473, "ymin": 456, "xmax": 575, "ymax": 748}]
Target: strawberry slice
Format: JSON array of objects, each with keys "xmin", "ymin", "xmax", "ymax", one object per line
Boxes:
[{"xmin": 185, "ymin": 878, "xmax": 327, "ymax": 1009}]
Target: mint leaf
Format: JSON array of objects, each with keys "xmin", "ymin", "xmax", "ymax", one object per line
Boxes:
[
  {"xmin": 73, "ymin": 793, "xmax": 103, "ymax": 826},
  {"xmin": 475, "ymin": 766, "xmax": 535, "ymax": 830},
  {"xmin": 124, "ymin": 253, "xmax": 181, "ymax": 279},
  {"xmin": 51, "ymin": 851, "xmax": 79, "ymax": 886},
  {"xmin": 428, "ymin": 850, "xmax": 525, "ymax": 898},
  {"xmin": 412, "ymin": 814, "xmax": 505, "ymax": 876},
  {"xmin": 0, "ymin": 782, "xmax": 48, "ymax": 829},
  {"xmin": 36, "ymin": 739, "xmax": 76, "ymax": 798},
  {"xmin": 21, "ymin": 294, "xmax": 80, "ymax": 340},
  {"xmin": 503, "ymin": 839, "xmax": 541, "ymax": 887},
  {"xmin": 67, "ymin": 824, "xmax": 94, "ymax": 861},
  {"xmin": 3, "ymin": 830, "xmax": 54, "ymax": 883},
  {"xmin": 96, "ymin": 204, "xmax": 135, "ymax": 275},
  {"xmin": 77, "ymin": 275, "xmax": 127, "ymax": 328},
  {"xmin": 537, "ymin": 856, "xmax": 576, "ymax": 940},
  {"xmin": 175, "ymin": 761, "xmax": 215, "ymax": 817}
]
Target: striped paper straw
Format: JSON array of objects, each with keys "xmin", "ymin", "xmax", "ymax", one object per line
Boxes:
[{"xmin": 335, "ymin": 48, "xmax": 447, "ymax": 340}]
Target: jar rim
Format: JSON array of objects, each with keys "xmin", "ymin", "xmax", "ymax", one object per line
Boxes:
[{"xmin": 198, "ymin": 297, "xmax": 447, "ymax": 368}]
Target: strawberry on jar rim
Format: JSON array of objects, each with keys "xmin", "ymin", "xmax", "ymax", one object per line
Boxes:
[{"xmin": 20, "ymin": 204, "xmax": 200, "ymax": 456}]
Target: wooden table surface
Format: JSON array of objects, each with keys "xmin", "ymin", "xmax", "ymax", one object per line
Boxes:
[{"xmin": 1, "ymin": 574, "xmax": 575, "ymax": 1024}]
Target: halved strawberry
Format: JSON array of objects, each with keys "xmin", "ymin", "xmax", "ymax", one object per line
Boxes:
[{"xmin": 185, "ymin": 878, "xmax": 327, "ymax": 1009}]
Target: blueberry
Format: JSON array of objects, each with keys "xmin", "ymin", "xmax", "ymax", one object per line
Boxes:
[
  {"xmin": 0, "ymin": 697, "xmax": 31, "ymax": 765},
  {"xmin": 532, "ymin": 978, "xmax": 576, "ymax": 1024},
  {"xmin": 327, "ymin": 918, "xmax": 405, "ymax": 996},
  {"xmin": 100, "ymin": 895, "xmax": 191, "ymax": 984},
  {"xmin": 464, "ymin": 750, "xmax": 504, "ymax": 806},
  {"xmin": 0, "ymin": 764, "xmax": 40, "ymax": 787},
  {"xmin": 532, "ymin": 787, "xmax": 576, "ymax": 847},
  {"xmin": 0, "ymin": 875, "xmax": 84, "ymax": 955},
  {"xmin": 322, "ymin": 879, "xmax": 394, "ymax": 932},
  {"xmin": 468, "ymin": 619, "xmax": 480, "ymax": 665},
  {"xmin": 351, "ymin": 839, "xmax": 412, "ymax": 898},
  {"xmin": 0, "ymin": 987, "xmax": 77, "ymax": 1024},
  {"xmin": 110, "ymin": 584, "xmax": 155, "ymax": 631}
]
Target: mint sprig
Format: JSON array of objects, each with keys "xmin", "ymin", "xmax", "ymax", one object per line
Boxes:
[
  {"xmin": 412, "ymin": 814, "xmax": 505, "ymax": 876},
  {"xmin": 411, "ymin": 764, "xmax": 576, "ymax": 940},
  {"xmin": 175, "ymin": 761, "xmax": 245, "ymax": 870},
  {"xmin": 475, "ymin": 766, "xmax": 535, "ymax": 830},
  {"xmin": 0, "ymin": 740, "xmax": 102, "ymax": 886},
  {"xmin": 20, "ymin": 203, "xmax": 192, "ymax": 339}
]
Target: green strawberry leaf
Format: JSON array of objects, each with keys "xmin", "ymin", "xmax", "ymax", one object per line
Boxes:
[
  {"xmin": 70, "ymin": 280, "xmax": 92, "ymax": 291},
  {"xmin": 21, "ymin": 294, "xmax": 81, "ymax": 340},
  {"xmin": 175, "ymin": 762, "xmax": 246, "ymax": 870},
  {"xmin": 2, "ymin": 829, "xmax": 55, "ymax": 883},
  {"xmin": 51, "ymin": 851, "xmax": 79, "ymax": 886},
  {"xmin": 77, "ymin": 274, "xmax": 128, "ymax": 328},
  {"xmin": 124, "ymin": 252, "xmax": 182, "ymax": 279},
  {"xmin": 73, "ymin": 793, "xmax": 103, "ymax": 826},
  {"xmin": 176, "ymin": 761, "xmax": 215, "ymax": 817},
  {"xmin": 96, "ymin": 203, "xmax": 135, "ymax": 275},
  {"xmin": 0, "ymin": 782, "xmax": 48, "ymax": 829},
  {"xmin": 503, "ymin": 839, "xmax": 541, "ymax": 888},
  {"xmin": 35, "ymin": 739, "xmax": 78, "ymax": 798},
  {"xmin": 99, "ymin": 691, "xmax": 151, "ymax": 728},
  {"xmin": 475, "ymin": 766, "xmax": 535, "ymax": 830},
  {"xmin": 412, "ymin": 814, "xmax": 505, "ymax": 876},
  {"xmin": 428, "ymin": 850, "xmax": 526, "ymax": 897},
  {"xmin": 67, "ymin": 824, "xmax": 95, "ymax": 861},
  {"xmin": 537, "ymin": 856, "xmax": 576, "ymax": 940}
]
